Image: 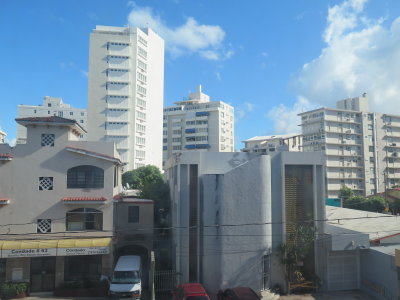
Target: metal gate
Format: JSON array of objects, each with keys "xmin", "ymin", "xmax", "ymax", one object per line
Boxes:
[{"xmin": 154, "ymin": 270, "xmax": 180, "ymax": 292}]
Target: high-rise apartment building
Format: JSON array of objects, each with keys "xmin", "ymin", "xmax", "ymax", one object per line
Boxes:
[
  {"xmin": 17, "ymin": 96, "xmax": 86, "ymax": 144},
  {"xmin": 87, "ymin": 26, "xmax": 164, "ymax": 170},
  {"xmin": 241, "ymin": 134, "xmax": 302, "ymax": 154},
  {"xmin": 162, "ymin": 85, "xmax": 234, "ymax": 166},
  {"xmin": 299, "ymin": 94, "xmax": 400, "ymax": 198},
  {"xmin": 0, "ymin": 128, "xmax": 6, "ymax": 143}
]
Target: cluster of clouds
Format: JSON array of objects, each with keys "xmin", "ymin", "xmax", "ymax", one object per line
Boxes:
[
  {"xmin": 127, "ymin": 2, "xmax": 232, "ymax": 60},
  {"xmin": 267, "ymin": 0, "xmax": 400, "ymax": 134}
]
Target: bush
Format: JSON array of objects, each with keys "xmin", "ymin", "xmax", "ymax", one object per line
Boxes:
[{"xmin": 0, "ymin": 282, "xmax": 29, "ymax": 299}]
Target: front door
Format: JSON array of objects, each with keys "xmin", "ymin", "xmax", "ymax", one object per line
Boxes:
[{"xmin": 30, "ymin": 257, "xmax": 56, "ymax": 292}]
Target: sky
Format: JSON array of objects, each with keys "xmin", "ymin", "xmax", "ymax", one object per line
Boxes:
[{"xmin": 1, "ymin": 0, "xmax": 400, "ymax": 150}]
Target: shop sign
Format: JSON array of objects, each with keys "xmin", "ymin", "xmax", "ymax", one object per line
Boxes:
[
  {"xmin": 2, "ymin": 248, "xmax": 57, "ymax": 258},
  {"xmin": 57, "ymin": 246, "xmax": 109, "ymax": 256}
]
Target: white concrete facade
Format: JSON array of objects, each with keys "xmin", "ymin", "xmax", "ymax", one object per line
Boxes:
[
  {"xmin": 0, "ymin": 129, "xmax": 6, "ymax": 143},
  {"xmin": 299, "ymin": 94, "xmax": 400, "ymax": 198},
  {"xmin": 162, "ymin": 85, "xmax": 234, "ymax": 167},
  {"xmin": 164, "ymin": 151, "xmax": 326, "ymax": 295},
  {"xmin": 242, "ymin": 134, "xmax": 302, "ymax": 154},
  {"xmin": 87, "ymin": 25, "xmax": 164, "ymax": 171},
  {"xmin": 17, "ymin": 96, "xmax": 86, "ymax": 144}
]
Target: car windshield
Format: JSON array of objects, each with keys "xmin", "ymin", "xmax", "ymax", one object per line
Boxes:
[
  {"xmin": 111, "ymin": 271, "xmax": 140, "ymax": 284},
  {"xmin": 186, "ymin": 296, "xmax": 208, "ymax": 300}
]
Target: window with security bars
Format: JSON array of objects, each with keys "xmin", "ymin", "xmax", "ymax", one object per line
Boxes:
[
  {"xmin": 37, "ymin": 219, "xmax": 51, "ymax": 233},
  {"xmin": 41, "ymin": 134, "xmax": 55, "ymax": 146},
  {"xmin": 39, "ymin": 177, "xmax": 53, "ymax": 190},
  {"xmin": 67, "ymin": 165, "xmax": 104, "ymax": 189}
]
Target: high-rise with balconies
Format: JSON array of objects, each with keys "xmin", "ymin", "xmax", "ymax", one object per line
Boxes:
[
  {"xmin": 299, "ymin": 94, "xmax": 400, "ymax": 198},
  {"xmin": 162, "ymin": 85, "xmax": 234, "ymax": 167},
  {"xmin": 87, "ymin": 26, "xmax": 164, "ymax": 170}
]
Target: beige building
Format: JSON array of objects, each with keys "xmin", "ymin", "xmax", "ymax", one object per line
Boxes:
[
  {"xmin": 0, "ymin": 116, "xmax": 122, "ymax": 292},
  {"xmin": 17, "ymin": 96, "xmax": 86, "ymax": 144},
  {"xmin": 299, "ymin": 94, "xmax": 400, "ymax": 198},
  {"xmin": 241, "ymin": 134, "xmax": 302, "ymax": 154},
  {"xmin": 162, "ymin": 85, "xmax": 234, "ymax": 167}
]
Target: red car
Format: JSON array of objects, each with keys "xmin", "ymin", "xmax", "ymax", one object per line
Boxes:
[
  {"xmin": 217, "ymin": 287, "xmax": 261, "ymax": 300},
  {"xmin": 173, "ymin": 283, "xmax": 210, "ymax": 300}
]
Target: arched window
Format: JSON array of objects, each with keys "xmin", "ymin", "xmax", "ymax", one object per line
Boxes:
[
  {"xmin": 66, "ymin": 208, "xmax": 103, "ymax": 231},
  {"xmin": 67, "ymin": 165, "xmax": 104, "ymax": 188}
]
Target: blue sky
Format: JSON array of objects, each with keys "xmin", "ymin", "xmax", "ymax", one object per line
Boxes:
[{"xmin": 1, "ymin": 0, "xmax": 400, "ymax": 149}]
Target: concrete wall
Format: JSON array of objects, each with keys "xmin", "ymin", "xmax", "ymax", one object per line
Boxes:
[{"xmin": 360, "ymin": 248, "xmax": 399, "ymax": 300}]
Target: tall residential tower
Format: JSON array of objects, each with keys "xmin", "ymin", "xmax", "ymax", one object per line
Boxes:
[
  {"xmin": 300, "ymin": 94, "xmax": 400, "ymax": 198},
  {"xmin": 162, "ymin": 85, "xmax": 234, "ymax": 167},
  {"xmin": 87, "ymin": 26, "xmax": 164, "ymax": 170}
]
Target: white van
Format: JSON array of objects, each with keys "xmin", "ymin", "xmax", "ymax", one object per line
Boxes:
[{"xmin": 109, "ymin": 255, "xmax": 141, "ymax": 299}]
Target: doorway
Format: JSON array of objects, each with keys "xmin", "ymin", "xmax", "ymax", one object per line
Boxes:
[{"xmin": 30, "ymin": 257, "xmax": 56, "ymax": 292}]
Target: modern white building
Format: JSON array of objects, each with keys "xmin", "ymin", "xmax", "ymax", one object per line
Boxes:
[
  {"xmin": 17, "ymin": 96, "xmax": 86, "ymax": 144},
  {"xmin": 87, "ymin": 25, "xmax": 164, "ymax": 171},
  {"xmin": 241, "ymin": 134, "xmax": 302, "ymax": 154},
  {"xmin": 164, "ymin": 151, "xmax": 326, "ymax": 295},
  {"xmin": 0, "ymin": 128, "xmax": 6, "ymax": 143},
  {"xmin": 299, "ymin": 94, "xmax": 400, "ymax": 198},
  {"xmin": 162, "ymin": 85, "xmax": 234, "ymax": 167}
]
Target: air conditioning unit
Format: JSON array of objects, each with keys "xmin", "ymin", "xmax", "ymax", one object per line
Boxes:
[
  {"xmin": 342, "ymin": 140, "xmax": 346, "ymax": 144},
  {"xmin": 391, "ymin": 143, "xmax": 397, "ymax": 146}
]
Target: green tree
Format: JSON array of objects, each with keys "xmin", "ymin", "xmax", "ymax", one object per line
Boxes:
[
  {"xmin": 343, "ymin": 195, "xmax": 387, "ymax": 212},
  {"xmin": 122, "ymin": 165, "xmax": 163, "ymax": 189},
  {"xmin": 339, "ymin": 185, "xmax": 354, "ymax": 200}
]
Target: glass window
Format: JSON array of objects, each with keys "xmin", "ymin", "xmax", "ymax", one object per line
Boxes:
[
  {"xmin": 0, "ymin": 259, "xmax": 5, "ymax": 282},
  {"xmin": 64, "ymin": 255, "xmax": 102, "ymax": 282},
  {"xmin": 67, "ymin": 165, "xmax": 104, "ymax": 189},
  {"xmin": 128, "ymin": 206, "xmax": 139, "ymax": 223},
  {"xmin": 66, "ymin": 208, "xmax": 103, "ymax": 231}
]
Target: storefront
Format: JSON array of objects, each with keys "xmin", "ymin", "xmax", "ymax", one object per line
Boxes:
[{"xmin": 0, "ymin": 238, "xmax": 113, "ymax": 292}]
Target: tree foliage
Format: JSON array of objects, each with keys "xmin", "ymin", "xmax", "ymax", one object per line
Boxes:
[
  {"xmin": 279, "ymin": 224, "xmax": 316, "ymax": 283},
  {"xmin": 343, "ymin": 195, "xmax": 387, "ymax": 212},
  {"xmin": 122, "ymin": 165, "xmax": 163, "ymax": 189},
  {"xmin": 339, "ymin": 185, "xmax": 354, "ymax": 200},
  {"xmin": 122, "ymin": 165, "xmax": 170, "ymax": 227}
]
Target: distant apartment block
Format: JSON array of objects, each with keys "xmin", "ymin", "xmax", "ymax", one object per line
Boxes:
[
  {"xmin": 299, "ymin": 94, "xmax": 400, "ymax": 198},
  {"xmin": 241, "ymin": 134, "xmax": 302, "ymax": 154},
  {"xmin": 162, "ymin": 85, "xmax": 234, "ymax": 166},
  {"xmin": 0, "ymin": 129, "xmax": 6, "ymax": 143},
  {"xmin": 87, "ymin": 25, "xmax": 164, "ymax": 170},
  {"xmin": 17, "ymin": 96, "xmax": 86, "ymax": 144}
]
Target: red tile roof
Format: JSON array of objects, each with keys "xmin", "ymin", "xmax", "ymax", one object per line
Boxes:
[
  {"xmin": 61, "ymin": 197, "xmax": 107, "ymax": 202},
  {"xmin": 0, "ymin": 198, "xmax": 10, "ymax": 204},
  {"xmin": 0, "ymin": 153, "xmax": 13, "ymax": 160},
  {"xmin": 16, "ymin": 116, "xmax": 86, "ymax": 133},
  {"xmin": 66, "ymin": 146, "xmax": 123, "ymax": 165}
]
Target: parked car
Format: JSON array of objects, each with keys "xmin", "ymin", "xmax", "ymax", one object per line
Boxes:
[
  {"xmin": 173, "ymin": 283, "xmax": 210, "ymax": 300},
  {"xmin": 217, "ymin": 287, "xmax": 261, "ymax": 300}
]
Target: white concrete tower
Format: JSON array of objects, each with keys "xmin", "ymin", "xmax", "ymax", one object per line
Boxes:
[{"xmin": 87, "ymin": 25, "xmax": 164, "ymax": 170}]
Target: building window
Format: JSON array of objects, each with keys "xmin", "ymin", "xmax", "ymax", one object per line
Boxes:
[
  {"xmin": 37, "ymin": 219, "xmax": 52, "ymax": 233},
  {"xmin": 58, "ymin": 111, "xmax": 63, "ymax": 117},
  {"xmin": 70, "ymin": 112, "xmax": 74, "ymax": 116},
  {"xmin": 48, "ymin": 103, "xmax": 52, "ymax": 107},
  {"xmin": 67, "ymin": 165, "xmax": 104, "ymax": 189},
  {"xmin": 128, "ymin": 206, "xmax": 139, "ymax": 223},
  {"xmin": 369, "ymin": 146, "xmax": 374, "ymax": 152},
  {"xmin": 0, "ymin": 259, "xmax": 5, "ymax": 283},
  {"xmin": 66, "ymin": 208, "xmax": 103, "ymax": 231},
  {"xmin": 41, "ymin": 134, "xmax": 55, "ymax": 147},
  {"xmin": 39, "ymin": 177, "xmax": 53, "ymax": 190},
  {"xmin": 64, "ymin": 255, "xmax": 102, "ymax": 282}
]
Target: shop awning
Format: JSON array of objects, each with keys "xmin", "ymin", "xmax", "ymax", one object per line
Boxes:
[{"xmin": 0, "ymin": 238, "xmax": 111, "ymax": 258}]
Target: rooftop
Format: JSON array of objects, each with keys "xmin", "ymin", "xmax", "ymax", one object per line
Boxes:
[
  {"xmin": 243, "ymin": 133, "xmax": 300, "ymax": 142},
  {"xmin": 15, "ymin": 116, "xmax": 86, "ymax": 134},
  {"xmin": 326, "ymin": 205, "xmax": 400, "ymax": 240}
]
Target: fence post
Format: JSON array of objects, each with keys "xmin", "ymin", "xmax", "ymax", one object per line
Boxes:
[{"xmin": 149, "ymin": 251, "xmax": 155, "ymax": 300}]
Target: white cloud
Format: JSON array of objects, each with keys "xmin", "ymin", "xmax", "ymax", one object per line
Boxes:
[
  {"xmin": 265, "ymin": 97, "xmax": 315, "ymax": 134},
  {"xmin": 292, "ymin": 0, "xmax": 400, "ymax": 114},
  {"xmin": 127, "ymin": 3, "xmax": 230, "ymax": 60},
  {"xmin": 5, "ymin": 138, "xmax": 16, "ymax": 147},
  {"xmin": 236, "ymin": 102, "xmax": 254, "ymax": 122}
]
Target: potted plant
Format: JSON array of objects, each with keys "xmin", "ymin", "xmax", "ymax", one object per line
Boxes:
[{"xmin": 0, "ymin": 282, "xmax": 29, "ymax": 299}]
